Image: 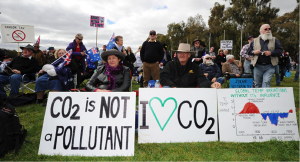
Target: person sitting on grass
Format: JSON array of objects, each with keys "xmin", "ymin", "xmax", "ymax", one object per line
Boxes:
[
  {"xmin": 199, "ymin": 54, "xmax": 224, "ymax": 85},
  {"xmin": 35, "ymin": 49, "xmax": 77, "ymax": 104},
  {"xmin": 85, "ymin": 49, "xmax": 130, "ymax": 92},
  {"xmin": 160, "ymin": 43, "xmax": 221, "ymax": 88}
]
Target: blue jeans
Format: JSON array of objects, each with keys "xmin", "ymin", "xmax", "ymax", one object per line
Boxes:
[
  {"xmin": 294, "ymin": 64, "xmax": 299, "ymax": 81},
  {"xmin": 253, "ymin": 64, "xmax": 275, "ymax": 88},
  {"xmin": 0, "ymin": 74, "xmax": 27, "ymax": 98},
  {"xmin": 279, "ymin": 65, "xmax": 286, "ymax": 81},
  {"xmin": 274, "ymin": 65, "xmax": 280, "ymax": 84},
  {"xmin": 216, "ymin": 77, "xmax": 224, "ymax": 85},
  {"xmin": 244, "ymin": 59, "xmax": 251, "ymax": 73}
]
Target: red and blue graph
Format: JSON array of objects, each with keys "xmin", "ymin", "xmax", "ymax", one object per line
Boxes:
[{"xmin": 237, "ymin": 102, "xmax": 292, "ymax": 126}]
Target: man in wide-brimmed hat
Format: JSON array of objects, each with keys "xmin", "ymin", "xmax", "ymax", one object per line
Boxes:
[
  {"xmin": 160, "ymin": 43, "xmax": 221, "ymax": 88},
  {"xmin": 33, "ymin": 43, "xmax": 45, "ymax": 70},
  {"xmin": 0, "ymin": 44, "xmax": 39, "ymax": 100}
]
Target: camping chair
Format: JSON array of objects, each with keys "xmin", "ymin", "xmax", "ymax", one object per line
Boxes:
[{"xmin": 4, "ymin": 73, "xmax": 38, "ymax": 93}]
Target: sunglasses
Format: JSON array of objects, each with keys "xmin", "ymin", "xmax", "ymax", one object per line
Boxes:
[
  {"xmin": 150, "ymin": 33, "xmax": 156, "ymax": 36},
  {"xmin": 77, "ymin": 37, "xmax": 83, "ymax": 41},
  {"xmin": 264, "ymin": 28, "xmax": 271, "ymax": 31},
  {"xmin": 205, "ymin": 57, "xmax": 212, "ymax": 60}
]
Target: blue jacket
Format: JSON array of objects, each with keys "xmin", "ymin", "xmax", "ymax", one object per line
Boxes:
[{"xmin": 199, "ymin": 63, "xmax": 222, "ymax": 81}]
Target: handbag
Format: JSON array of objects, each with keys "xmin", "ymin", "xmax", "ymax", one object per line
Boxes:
[
  {"xmin": 6, "ymin": 93, "xmax": 37, "ymax": 107},
  {"xmin": 285, "ymin": 70, "xmax": 291, "ymax": 77}
]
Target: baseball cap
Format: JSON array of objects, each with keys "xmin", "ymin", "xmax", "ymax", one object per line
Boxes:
[{"xmin": 247, "ymin": 35, "xmax": 253, "ymax": 40}]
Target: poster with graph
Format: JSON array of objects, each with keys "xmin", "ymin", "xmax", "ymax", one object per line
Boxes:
[{"xmin": 217, "ymin": 88, "xmax": 299, "ymax": 142}]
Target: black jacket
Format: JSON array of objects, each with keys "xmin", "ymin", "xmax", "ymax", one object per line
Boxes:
[
  {"xmin": 215, "ymin": 54, "xmax": 226, "ymax": 70},
  {"xmin": 85, "ymin": 65, "xmax": 130, "ymax": 92},
  {"xmin": 160, "ymin": 59, "xmax": 212, "ymax": 88},
  {"xmin": 278, "ymin": 53, "xmax": 289, "ymax": 66}
]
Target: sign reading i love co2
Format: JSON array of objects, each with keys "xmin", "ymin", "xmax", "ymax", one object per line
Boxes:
[{"xmin": 138, "ymin": 88, "xmax": 218, "ymax": 143}]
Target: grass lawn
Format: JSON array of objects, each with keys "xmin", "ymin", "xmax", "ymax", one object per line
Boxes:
[{"xmin": 0, "ymin": 71, "xmax": 299, "ymax": 161}]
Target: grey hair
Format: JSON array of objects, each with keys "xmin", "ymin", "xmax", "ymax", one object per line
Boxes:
[
  {"xmin": 260, "ymin": 24, "xmax": 270, "ymax": 32},
  {"xmin": 226, "ymin": 54, "xmax": 234, "ymax": 61},
  {"xmin": 75, "ymin": 33, "xmax": 83, "ymax": 38}
]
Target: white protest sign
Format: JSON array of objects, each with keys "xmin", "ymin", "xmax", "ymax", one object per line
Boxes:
[
  {"xmin": 217, "ymin": 88, "xmax": 299, "ymax": 142},
  {"xmin": 38, "ymin": 92, "xmax": 136, "ymax": 156},
  {"xmin": 138, "ymin": 88, "xmax": 218, "ymax": 143},
  {"xmin": 0, "ymin": 24, "xmax": 35, "ymax": 43},
  {"xmin": 220, "ymin": 40, "xmax": 233, "ymax": 50}
]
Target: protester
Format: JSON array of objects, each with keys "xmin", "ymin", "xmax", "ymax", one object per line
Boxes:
[
  {"xmin": 35, "ymin": 49, "xmax": 77, "ymax": 104},
  {"xmin": 209, "ymin": 47, "xmax": 216, "ymax": 61},
  {"xmin": 286, "ymin": 52, "xmax": 291, "ymax": 72},
  {"xmin": 134, "ymin": 46, "xmax": 143, "ymax": 82},
  {"xmin": 33, "ymin": 44, "xmax": 45, "ymax": 70},
  {"xmin": 190, "ymin": 39, "xmax": 205, "ymax": 65},
  {"xmin": 199, "ymin": 54, "xmax": 224, "ymax": 85},
  {"xmin": 247, "ymin": 24, "xmax": 283, "ymax": 88},
  {"xmin": 85, "ymin": 49, "xmax": 130, "ymax": 92},
  {"xmin": 160, "ymin": 44, "xmax": 171, "ymax": 68},
  {"xmin": 160, "ymin": 43, "xmax": 221, "ymax": 88},
  {"xmin": 278, "ymin": 48, "xmax": 289, "ymax": 81},
  {"xmin": 293, "ymin": 51, "xmax": 299, "ymax": 82},
  {"xmin": 66, "ymin": 33, "xmax": 87, "ymax": 88},
  {"xmin": 140, "ymin": 30, "xmax": 164, "ymax": 87},
  {"xmin": 126, "ymin": 46, "xmax": 136, "ymax": 73},
  {"xmin": 224, "ymin": 49, "xmax": 229, "ymax": 55},
  {"xmin": 0, "ymin": 55, "xmax": 12, "ymax": 73},
  {"xmin": 222, "ymin": 55, "xmax": 249, "ymax": 78},
  {"xmin": 98, "ymin": 44, "xmax": 107, "ymax": 66},
  {"xmin": 45, "ymin": 47, "xmax": 56, "ymax": 64},
  {"xmin": 0, "ymin": 44, "xmax": 39, "ymax": 99},
  {"xmin": 240, "ymin": 35, "xmax": 254, "ymax": 73},
  {"xmin": 112, "ymin": 36, "xmax": 132, "ymax": 72},
  {"xmin": 215, "ymin": 49, "xmax": 226, "ymax": 75}
]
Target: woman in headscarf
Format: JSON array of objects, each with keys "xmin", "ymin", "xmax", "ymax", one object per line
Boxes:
[{"xmin": 85, "ymin": 49, "xmax": 130, "ymax": 92}]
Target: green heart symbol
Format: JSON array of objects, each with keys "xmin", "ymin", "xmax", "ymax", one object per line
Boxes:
[{"xmin": 149, "ymin": 97, "xmax": 177, "ymax": 131}]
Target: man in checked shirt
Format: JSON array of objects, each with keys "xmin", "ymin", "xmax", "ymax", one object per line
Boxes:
[{"xmin": 240, "ymin": 35, "xmax": 254, "ymax": 74}]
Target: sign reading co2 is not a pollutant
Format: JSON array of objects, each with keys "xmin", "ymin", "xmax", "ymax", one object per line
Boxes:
[
  {"xmin": 38, "ymin": 92, "xmax": 136, "ymax": 156},
  {"xmin": 138, "ymin": 88, "xmax": 218, "ymax": 143}
]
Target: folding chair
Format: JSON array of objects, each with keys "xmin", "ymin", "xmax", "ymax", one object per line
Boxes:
[{"xmin": 21, "ymin": 73, "xmax": 38, "ymax": 93}]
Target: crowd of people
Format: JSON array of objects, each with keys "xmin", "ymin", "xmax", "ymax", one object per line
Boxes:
[{"xmin": 0, "ymin": 23, "xmax": 299, "ymax": 105}]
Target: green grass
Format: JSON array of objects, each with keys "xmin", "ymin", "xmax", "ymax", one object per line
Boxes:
[{"xmin": 1, "ymin": 71, "xmax": 299, "ymax": 161}]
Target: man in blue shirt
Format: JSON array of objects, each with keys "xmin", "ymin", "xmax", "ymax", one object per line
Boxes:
[{"xmin": 247, "ymin": 24, "xmax": 283, "ymax": 88}]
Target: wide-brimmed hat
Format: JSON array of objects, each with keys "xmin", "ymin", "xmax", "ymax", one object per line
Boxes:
[
  {"xmin": 173, "ymin": 43, "xmax": 196, "ymax": 54},
  {"xmin": 192, "ymin": 39, "xmax": 201, "ymax": 45},
  {"xmin": 101, "ymin": 49, "xmax": 126, "ymax": 62},
  {"xmin": 20, "ymin": 44, "xmax": 35, "ymax": 52},
  {"xmin": 34, "ymin": 44, "xmax": 40, "ymax": 47}
]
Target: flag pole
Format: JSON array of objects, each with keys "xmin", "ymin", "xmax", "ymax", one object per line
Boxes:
[
  {"xmin": 50, "ymin": 50, "xmax": 72, "ymax": 65},
  {"xmin": 96, "ymin": 27, "xmax": 98, "ymax": 48}
]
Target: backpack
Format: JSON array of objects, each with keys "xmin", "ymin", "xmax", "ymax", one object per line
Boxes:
[
  {"xmin": 6, "ymin": 92, "xmax": 37, "ymax": 107},
  {"xmin": 0, "ymin": 96, "xmax": 27, "ymax": 157}
]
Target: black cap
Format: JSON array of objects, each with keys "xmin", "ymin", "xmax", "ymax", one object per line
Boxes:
[
  {"xmin": 247, "ymin": 35, "xmax": 253, "ymax": 40},
  {"xmin": 149, "ymin": 30, "xmax": 156, "ymax": 35}
]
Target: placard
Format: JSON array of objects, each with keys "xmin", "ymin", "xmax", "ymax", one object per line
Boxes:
[
  {"xmin": 90, "ymin": 15, "xmax": 105, "ymax": 28},
  {"xmin": 220, "ymin": 40, "xmax": 233, "ymax": 50},
  {"xmin": 138, "ymin": 88, "xmax": 218, "ymax": 143},
  {"xmin": 38, "ymin": 92, "xmax": 136, "ymax": 156},
  {"xmin": 0, "ymin": 24, "xmax": 35, "ymax": 43},
  {"xmin": 230, "ymin": 78, "xmax": 253, "ymax": 88},
  {"xmin": 217, "ymin": 88, "xmax": 299, "ymax": 142}
]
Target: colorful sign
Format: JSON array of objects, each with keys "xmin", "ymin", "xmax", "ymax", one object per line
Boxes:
[
  {"xmin": 38, "ymin": 92, "xmax": 136, "ymax": 156},
  {"xmin": 217, "ymin": 88, "xmax": 299, "ymax": 142},
  {"xmin": 0, "ymin": 24, "xmax": 35, "ymax": 43},
  {"xmin": 138, "ymin": 88, "xmax": 218, "ymax": 143},
  {"xmin": 90, "ymin": 15, "xmax": 105, "ymax": 28}
]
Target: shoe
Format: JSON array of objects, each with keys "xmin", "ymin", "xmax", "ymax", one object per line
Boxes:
[
  {"xmin": 36, "ymin": 99, "xmax": 43, "ymax": 104},
  {"xmin": 42, "ymin": 103, "xmax": 47, "ymax": 107},
  {"xmin": 293, "ymin": 80, "xmax": 298, "ymax": 82},
  {"xmin": 276, "ymin": 83, "xmax": 280, "ymax": 86}
]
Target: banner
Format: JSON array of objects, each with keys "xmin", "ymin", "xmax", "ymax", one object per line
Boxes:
[
  {"xmin": 220, "ymin": 40, "xmax": 233, "ymax": 50},
  {"xmin": 0, "ymin": 24, "xmax": 35, "ymax": 43},
  {"xmin": 138, "ymin": 88, "xmax": 218, "ymax": 143},
  {"xmin": 217, "ymin": 88, "xmax": 299, "ymax": 142},
  {"xmin": 39, "ymin": 92, "xmax": 136, "ymax": 156}
]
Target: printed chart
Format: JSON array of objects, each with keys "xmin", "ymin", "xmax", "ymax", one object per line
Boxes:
[{"xmin": 217, "ymin": 88, "xmax": 299, "ymax": 142}]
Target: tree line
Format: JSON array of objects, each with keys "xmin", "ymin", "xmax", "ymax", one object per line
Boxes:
[{"xmin": 157, "ymin": 0, "xmax": 299, "ymax": 60}]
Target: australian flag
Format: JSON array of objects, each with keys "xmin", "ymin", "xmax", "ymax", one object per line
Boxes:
[
  {"xmin": 86, "ymin": 47, "xmax": 101, "ymax": 69},
  {"xmin": 52, "ymin": 49, "xmax": 74, "ymax": 91},
  {"xmin": 34, "ymin": 35, "xmax": 40, "ymax": 46},
  {"xmin": 106, "ymin": 33, "xmax": 115, "ymax": 50}
]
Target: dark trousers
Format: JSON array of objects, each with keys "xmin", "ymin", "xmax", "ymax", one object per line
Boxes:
[{"xmin": 279, "ymin": 65, "xmax": 286, "ymax": 81}]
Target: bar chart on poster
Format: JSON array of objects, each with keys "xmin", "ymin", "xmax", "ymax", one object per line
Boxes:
[{"xmin": 217, "ymin": 88, "xmax": 299, "ymax": 142}]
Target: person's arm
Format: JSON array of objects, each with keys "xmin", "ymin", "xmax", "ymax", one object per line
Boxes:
[
  {"xmin": 214, "ymin": 64, "xmax": 221, "ymax": 78},
  {"xmin": 270, "ymin": 39, "xmax": 283, "ymax": 57},
  {"xmin": 111, "ymin": 67, "xmax": 131, "ymax": 92},
  {"xmin": 160, "ymin": 63, "xmax": 178, "ymax": 87},
  {"xmin": 240, "ymin": 44, "xmax": 250, "ymax": 59},
  {"xmin": 197, "ymin": 66, "xmax": 213, "ymax": 88},
  {"xmin": 85, "ymin": 67, "xmax": 101, "ymax": 92},
  {"xmin": 140, "ymin": 42, "xmax": 145, "ymax": 62},
  {"xmin": 66, "ymin": 42, "xmax": 81, "ymax": 56},
  {"xmin": 130, "ymin": 53, "xmax": 136, "ymax": 63}
]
